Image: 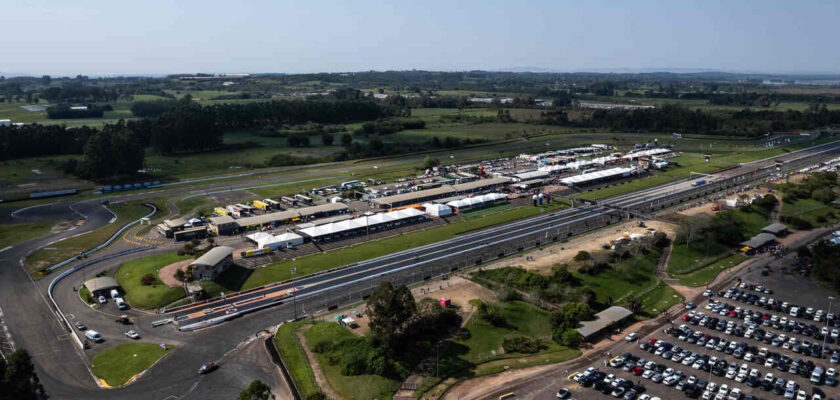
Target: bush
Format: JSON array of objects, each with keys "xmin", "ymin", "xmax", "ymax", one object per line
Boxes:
[
  {"xmin": 497, "ymin": 287, "xmax": 522, "ymax": 302},
  {"xmin": 502, "ymin": 335, "xmax": 545, "ymax": 354},
  {"xmin": 140, "ymin": 273, "xmax": 156, "ymax": 286},
  {"xmin": 312, "ymin": 340, "xmax": 332, "ymax": 354},
  {"xmin": 173, "ymin": 269, "xmax": 186, "ymax": 282},
  {"xmin": 554, "ymin": 329, "xmax": 584, "ymax": 348},
  {"xmin": 573, "ymin": 251, "xmax": 591, "ymax": 261},
  {"xmin": 781, "ymin": 215, "xmax": 813, "ymax": 230},
  {"xmin": 476, "ymin": 300, "xmax": 505, "ymax": 326}
]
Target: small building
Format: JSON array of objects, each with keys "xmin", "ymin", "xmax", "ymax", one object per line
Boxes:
[
  {"xmin": 761, "ymin": 223, "xmax": 789, "ymax": 237},
  {"xmin": 174, "ymin": 226, "xmax": 208, "ymax": 242},
  {"xmin": 740, "ymin": 232, "xmax": 777, "ymax": 254},
  {"xmin": 190, "ymin": 246, "xmax": 234, "ymax": 280},
  {"xmin": 576, "ymin": 306, "xmax": 634, "ymax": 341},
  {"xmin": 83, "ymin": 277, "xmax": 121, "ymax": 298},
  {"xmin": 208, "ymin": 215, "xmax": 238, "ymax": 235},
  {"xmin": 0, "ymin": 119, "xmax": 11, "ymax": 126}
]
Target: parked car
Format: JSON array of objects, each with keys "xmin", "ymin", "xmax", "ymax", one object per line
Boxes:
[
  {"xmin": 98, "ymin": 296, "xmax": 107, "ymax": 304},
  {"xmin": 198, "ymin": 362, "xmax": 218, "ymax": 374},
  {"xmin": 75, "ymin": 321, "xmax": 86, "ymax": 330},
  {"xmin": 124, "ymin": 330, "xmax": 140, "ymax": 340}
]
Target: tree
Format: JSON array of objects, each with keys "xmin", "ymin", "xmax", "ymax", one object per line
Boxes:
[
  {"xmin": 238, "ymin": 379, "xmax": 274, "ymax": 400},
  {"xmin": 341, "ymin": 133, "xmax": 353, "ymax": 146},
  {"xmin": 174, "ymin": 269, "xmax": 186, "ymax": 282},
  {"xmin": 366, "ymin": 282, "xmax": 417, "ymax": 352},
  {"xmin": 141, "ymin": 273, "xmax": 156, "ymax": 285},
  {"xmin": 422, "ymin": 155, "xmax": 440, "ymax": 170},
  {"xmin": 626, "ymin": 294, "xmax": 643, "ymax": 314},
  {"xmin": 1, "ymin": 349, "xmax": 45, "ymax": 400},
  {"xmin": 554, "ymin": 329, "xmax": 584, "ymax": 348},
  {"xmin": 321, "ymin": 133, "xmax": 334, "ymax": 146}
]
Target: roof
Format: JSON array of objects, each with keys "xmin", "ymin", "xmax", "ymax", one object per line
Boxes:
[
  {"xmin": 300, "ymin": 208, "xmax": 424, "ymax": 238},
  {"xmin": 297, "ymin": 202, "xmax": 348, "ymax": 217},
  {"xmin": 512, "ymin": 170, "xmax": 549, "ymax": 181},
  {"xmin": 191, "ymin": 246, "xmax": 234, "ymax": 266},
  {"xmin": 208, "ymin": 215, "xmax": 236, "ymax": 226},
  {"xmin": 164, "ymin": 217, "xmax": 188, "ymax": 228},
  {"xmin": 236, "ymin": 209, "xmax": 299, "ymax": 227},
  {"xmin": 84, "ymin": 277, "xmax": 119, "ymax": 293},
  {"xmin": 577, "ymin": 306, "xmax": 634, "ymax": 338},
  {"xmin": 452, "ymin": 177, "xmax": 511, "ymax": 192},
  {"xmin": 762, "ymin": 223, "xmax": 788, "ymax": 234},
  {"xmin": 373, "ymin": 186, "xmax": 457, "ymax": 205},
  {"xmin": 560, "ymin": 167, "xmax": 637, "ymax": 185},
  {"xmin": 741, "ymin": 232, "xmax": 777, "ymax": 248}
]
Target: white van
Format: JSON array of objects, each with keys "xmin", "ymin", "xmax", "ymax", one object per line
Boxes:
[
  {"xmin": 115, "ymin": 297, "xmax": 128, "ymax": 310},
  {"xmin": 84, "ymin": 330, "xmax": 103, "ymax": 343},
  {"xmin": 110, "ymin": 289, "xmax": 120, "ymax": 299}
]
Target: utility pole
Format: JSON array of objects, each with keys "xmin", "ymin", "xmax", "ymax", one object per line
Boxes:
[
  {"xmin": 824, "ymin": 296, "xmax": 834, "ymax": 354},
  {"xmin": 291, "ymin": 267, "xmax": 297, "ymax": 320}
]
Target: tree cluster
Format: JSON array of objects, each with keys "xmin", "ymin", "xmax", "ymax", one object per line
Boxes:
[
  {"xmin": 0, "ymin": 349, "xmax": 45, "ymax": 400},
  {"xmin": 46, "ymin": 104, "xmax": 107, "ymax": 119}
]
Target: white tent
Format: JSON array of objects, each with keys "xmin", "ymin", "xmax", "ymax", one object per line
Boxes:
[
  {"xmin": 299, "ymin": 208, "xmax": 425, "ymax": 239},
  {"xmin": 246, "ymin": 231, "xmax": 303, "ymax": 250},
  {"xmin": 422, "ymin": 203, "xmax": 452, "ymax": 217}
]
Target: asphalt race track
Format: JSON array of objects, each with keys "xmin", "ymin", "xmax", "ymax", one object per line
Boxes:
[{"xmin": 0, "ymin": 140, "xmax": 838, "ymax": 399}]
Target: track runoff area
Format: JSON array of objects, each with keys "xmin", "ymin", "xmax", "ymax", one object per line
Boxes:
[{"xmin": 167, "ymin": 141, "xmax": 840, "ymax": 331}]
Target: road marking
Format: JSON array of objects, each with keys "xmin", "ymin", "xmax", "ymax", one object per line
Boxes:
[{"xmin": 0, "ymin": 246, "xmax": 11, "ymax": 253}]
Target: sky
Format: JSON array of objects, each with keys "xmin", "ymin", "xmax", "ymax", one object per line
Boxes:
[{"xmin": 1, "ymin": 0, "xmax": 838, "ymax": 76}]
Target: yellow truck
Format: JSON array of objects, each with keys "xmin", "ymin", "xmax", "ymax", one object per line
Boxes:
[
  {"xmin": 214, "ymin": 207, "xmax": 227, "ymax": 216},
  {"xmin": 253, "ymin": 200, "xmax": 268, "ymax": 210}
]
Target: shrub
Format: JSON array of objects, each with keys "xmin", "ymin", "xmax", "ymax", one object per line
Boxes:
[
  {"xmin": 573, "ymin": 251, "xmax": 591, "ymax": 261},
  {"xmin": 554, "ymin": 329, "xmax": 584, "ymax": 348},
  {"xmin": 502, "ymin": 335, "xmax": 545, "ymax": 354},
  {"xmin": 476, "ymin": 300, "xmax": 505, "ymax": 326},
  {"xmin": 498, "ymin": 287, "xmax": 522, "ymax": 302},
  {"xmin": 140, "ymin": 273, "xmax": 157, "ymax": 286},
  {"xmin": 173, "ymin": 269, "xmax": 186, "ymax": 282}
]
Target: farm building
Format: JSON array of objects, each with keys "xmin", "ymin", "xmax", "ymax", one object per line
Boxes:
[
  {"xmin": 299, "ymin": 208, "xmax": 426, "ymax": 242},
  {"xmin": 761, "ymin": 223, "xmax": 789, "ymax": 237},
  {"xmin": 190, "ymin": 246, "xmax": 234, "ymax": 280}
]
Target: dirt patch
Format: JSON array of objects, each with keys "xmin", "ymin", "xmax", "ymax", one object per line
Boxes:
[
  {"xmin": 158, "ymin": 259, "xmax": 192, "ymax": 287},
  {"xmin": 484, "ymin": 220, "xmax": 677, "ymax": 275},
  {"xmin": 677, "ymin": 188, "xmax": 774, "ymax": 217}
]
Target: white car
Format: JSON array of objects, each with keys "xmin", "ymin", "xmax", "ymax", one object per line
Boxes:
[
  {"xmin": 718, "ymin": 384, "xmax": 729, "ymax": 396},
  {"xmin": 796, "ymin": 390, "xmax": 807, "ymax": 400},
  {"xmin": 98, "ymin": 295, "xmax": 107, "ymax": 304},
  {"xmin": 625, "ymin": 332, "xmax": 639, "ymax": 342},
  {"xmin": 124, "ymin": 330, "xmax": 140, "ymax": 339},
  {"xmin": 735, "ymin": 373, "xmax": 747, "ymax": 383},
  {"xmin": 643, "ymin": 370, "xmax": 655, "ymax": 379}
]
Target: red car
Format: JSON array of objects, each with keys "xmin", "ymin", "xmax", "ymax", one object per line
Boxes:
[
  {"xmin": 648, "ymin": 338, "xmax": 658, "ymax": 345},
  {"xmin": 632, "ymin": 367, "xmax": 644, "ymax": 375},
  {"xmin": 729, "ymin": 311, "xmax": 737, "ymax": 317},
  {"xmin": 683, "ymin": 315, "xmax": 691, "ymax": 321}
]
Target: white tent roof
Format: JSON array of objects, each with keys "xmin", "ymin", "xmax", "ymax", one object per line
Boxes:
[
  {"xmin": 300, "ymin": 208, "xmax": 424, "ymax": 238},
  {"xmin": 560, "ymin": 167, "xmax": 637, "ymax": 185},
  {"xmin": 624, "ymin": 148, "xmax": 671, "ymax": 159}
]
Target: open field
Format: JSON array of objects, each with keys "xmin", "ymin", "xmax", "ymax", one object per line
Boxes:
[
  {"xmin": 274, "ymin": 322, "xmax": 321, "ymax": 398},
  {"xmin": 115, "ymin": 252, "xmax": 190, "ymax": 309},
  {"xmin": 304, "ymin": 323, "xmax": 401, "ymax": 400},
  {"xmin": 90, "ymin": 342, "xmax": 173, "ymax": 387},
  {"xmin": 781, "ymin": 198, "xmax": 840, "ymax": 226},
  {"xmin": 581, "ymin": 95, "xmax": 840, "ymax": 112},
  {"xmin": 242, "ymin": 201, "xmax": 569, "ymax": 289},
  {"xmin": 24, "ymin": 203, "xmax": 151, "ymax": 276},
  {"xmin": 0, "ymin": 220, "xmax": 57, "ymax": 249},
  {"xmin": 672, "ymin": 252, "xmax": 749, "ymax": 287}
]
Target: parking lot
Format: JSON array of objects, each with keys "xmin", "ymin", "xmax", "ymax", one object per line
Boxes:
[{"xmin": 555, "ymin": 271, "xmax": 840, "ymax": 400}]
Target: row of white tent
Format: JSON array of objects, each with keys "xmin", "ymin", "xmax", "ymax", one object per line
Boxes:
[
  {"xmin": 299, "ymin": 208, "xmax": 426, "ymax": 239},
  {"xmin": 560, "ymin": 167, "xmax": 638, "ymax": 186},
  {"xmin": 445, "ymin": 193, "xmax": 507, "ymax": 210},
  {"xmin": 246, "ymin": 231, "xmax": 305, "ymax": 250},
  {"xmin": 623, "ymin": 148, "xmax": 671, "ymax": 159}
]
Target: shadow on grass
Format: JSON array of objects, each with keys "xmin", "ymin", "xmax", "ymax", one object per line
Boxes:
[{"xmin": 215, "ymin": 264, "xmax": 253, "ymax": 291}]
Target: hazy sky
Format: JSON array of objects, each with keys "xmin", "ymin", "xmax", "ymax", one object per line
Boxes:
[{"xmin": 2, "ymin": 0, "xmax": 838, "ymax": 76}]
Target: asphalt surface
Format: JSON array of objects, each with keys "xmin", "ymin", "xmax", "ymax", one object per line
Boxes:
[{"xmin": 1, "ymin": 140, "xmax": 840, "ymax": 399}]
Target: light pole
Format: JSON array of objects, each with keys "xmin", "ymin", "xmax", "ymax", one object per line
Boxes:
[
  {"xmin": 291, "ymin": 267, "xmax": 297, "ymax": 320},
  {"xmin": 824, "ymin": 296, "xmax": 835, "ymax": 354}
]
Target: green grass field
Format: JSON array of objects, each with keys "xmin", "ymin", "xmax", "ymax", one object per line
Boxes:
[
  {"xmin": 115, "ymin": 252, "xmax": 190, "ymax": 309},
  {"xmin": 242, "ymin": 201, "xmax": 568, "ymax": 289},
  {"xmin": 673, "ymin": 253, "xmax": 749, "ymax": 287},
  {"xmin": 274, "ymin": 322, "xmax": 321, "ymax": 398},
  {"xmin": 575, "ymin": 248, "xmax": 683, "ymax": 316},
  {"xmin": 304, "ymin": 323, "xmax": 401, "ymax": 400},
  {"xmin": 668, "ymin": 242, "xmax": 732, "ymax": 275},
  {"xmin": 781, "ymin": 198, "xmax": 840, "ymax": 226},
  {"xmin": 0, "ymin": 220, "xmax": 56, "ymax": 249},
  {"xmin": 25, "ymin": 203, "xmax": 151, "ymax": 276},
  {"xmin": 90, "ymin": 342, "xmax": 173, "ymax": 387},
  {"xmin": 420, "ymin": 300, "xmax": 580, "ymax": 395}
]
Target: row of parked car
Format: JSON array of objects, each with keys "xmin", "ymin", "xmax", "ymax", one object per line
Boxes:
[
  {"xmin": 724, "ymin": 286, "xmax": 839, "ymax": 328},
  {"xmin": 564, "ymin": 364, "xmax": 660, "ymax": 400},
  {"xmin": 632, "ymin": 339, "xmax": 827, "ymax": 399},
  {"xmin": 665, "ymin": 324, "xmax": 835, "ymax": 388},
  {"xmin": 704, "ymin": 299, "xmax": 840, "ymax": 361}
]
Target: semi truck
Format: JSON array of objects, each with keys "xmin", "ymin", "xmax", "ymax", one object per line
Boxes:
[{"xmin": 691, "ymin": 179, "xmax": 707, "ymax": 186}]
